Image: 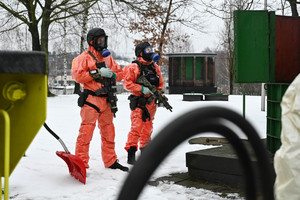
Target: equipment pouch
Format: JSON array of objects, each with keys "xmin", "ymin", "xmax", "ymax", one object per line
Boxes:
[
  {"xmin": 78, "ymin": 91, "xmax": 89, "ymax": 107},
  {"xmin": 137, "ymin": 97, "xmax": 147, "ymax": 106},
  {"xmin": 128, "ymin": 95, "xmax": 139, "ymax": 110}
]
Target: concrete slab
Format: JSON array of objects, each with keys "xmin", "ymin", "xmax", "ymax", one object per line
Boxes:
[
  {"xmin": 148, "ymin": 172, "xmax": 245, "ymax": 199},
  {"xmin": 182, "ymin": 93, "xmax": 204, "ymax": 101},
  {"xmin": 186, "ymin": 138, "xmax": 275, "ymax": 192}
]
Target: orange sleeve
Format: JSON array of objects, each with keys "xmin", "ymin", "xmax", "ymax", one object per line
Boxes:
[
  {"xmin": 105, "ymin": 56, "xmax": 123, "ymax": 82},
  {"xmin": 123, "ymin": 63, "xmax": 143, "ymax": 94},
  {"xmin": 154, "ymin": 63, "xmax": 164, "ymax": 90},
  {"xmin": 71, "ymin": 53, "xmax": 95, "ymax": 84}
]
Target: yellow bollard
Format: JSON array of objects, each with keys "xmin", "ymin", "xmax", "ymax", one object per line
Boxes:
[{"xmin": 0, "ymin": 109, "xmax": 10, "ymax": 200}]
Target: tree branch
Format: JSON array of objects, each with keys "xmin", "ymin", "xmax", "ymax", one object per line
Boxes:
[
  {"xmin": 0, "ymin": 1, "xmax": 30, "ymax": 26},
  {"xmin": 0, "ymin": 22, "xmax": 25, "ymax": 33},
  {"xmin": 50, "ymin": 0, "xmax": 97, "ymax": 23}
]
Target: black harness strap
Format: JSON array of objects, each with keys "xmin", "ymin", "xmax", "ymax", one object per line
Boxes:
[
  {"xmin": 77, "ymin": 90, "xmax": 101, "ymax": 113},
  {"xmin": 85, "ymin": 101, "xmax": 100, "ymax": 113},
  {"xmin": 80, "ymin": 52, "xmax": 102, "ymax": 113},
  {"xmin": 84, "ymin": 89, "xmax": 108, "ymax": 97},
  {"xmin": 82, "ymin": 89, "xmax": 108, "ymax": 113},
  {"xmin": 88, "ymin": 51, "xmax": 98, "ymax": 62},
  {"xmin": 132, "ymin": 60, "xmax": 142, "ymax": 71}
]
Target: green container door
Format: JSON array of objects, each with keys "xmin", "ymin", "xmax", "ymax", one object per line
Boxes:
[
  {"xmin": 195, "ymin": 57, "xmax": 202, "ymax": 80},
  {"xmin": 234, "ymin": 10, "xmax": 275, "ymax": 83},
  {"xmin": 266, "ymin": 83, "xmax": 289, "ymax": 153},
  {"xmin": 185, "ymin": 57, "xmax": 193, "ymax": 80}
]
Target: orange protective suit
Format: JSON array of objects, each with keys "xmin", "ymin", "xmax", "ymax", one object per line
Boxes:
[
  {"xmin": 71, "ymin": 46, "xmax": 123, "ymax": 168},
  {"xmin": 123, "ymin": 57, "xmax": 164, "ymax": 151}
]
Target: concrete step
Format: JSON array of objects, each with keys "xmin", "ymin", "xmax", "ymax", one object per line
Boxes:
[{"xmin": 186, "ymin": 138, "xmax": 275, "ymax": 191}]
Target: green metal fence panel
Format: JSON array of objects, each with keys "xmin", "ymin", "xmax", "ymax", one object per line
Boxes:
[
  {"xmin": 185, "ymin": 57, "xmax": 193, "ymax": 80},
  {"xmin": 196, "ymin": 57, "xmax": 202, "ymax": 80},
  {"xmin": 266, "ymin": 83, "xmax": 289, "ymax": 153},
  {"xmin": 234, "ymin": 10, "xmax": 271, "ymax": 83}
]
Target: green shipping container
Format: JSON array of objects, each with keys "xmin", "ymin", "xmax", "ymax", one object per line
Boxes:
[{"xmin": 234, "ymin": 10, "xmax": 275, "ymax": 83}]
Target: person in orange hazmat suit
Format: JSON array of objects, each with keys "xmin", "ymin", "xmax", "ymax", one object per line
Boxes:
[
  {"xmin": 71, "ymin": 28, "xmax": 128, "ymax": 171},
  {"xmin": 123, "ymin": 41, "xmax": 164, "ymax": 164}
]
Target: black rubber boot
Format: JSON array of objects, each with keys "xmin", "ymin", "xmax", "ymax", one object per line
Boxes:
[
  {"xmin": 108, "ymin": 159, "xmax": 129, "ymax": 172},
  {"xmin": 127, "ymin": 146, "xmax": 137, "ymax": 165}
]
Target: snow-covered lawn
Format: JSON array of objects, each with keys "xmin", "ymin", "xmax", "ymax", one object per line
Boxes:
[{"xmin": 7, "ymin": 94, "xmax": 266, "ymax": 199}]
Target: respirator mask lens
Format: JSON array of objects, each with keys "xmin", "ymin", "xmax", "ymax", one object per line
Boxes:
[
  {"xmin": 144, "ymin": 46, "xmax": 153, "ymax": 54},
  {"xmin": 94, "ymin": 36, "xmax": 107, "ymax": 51}
]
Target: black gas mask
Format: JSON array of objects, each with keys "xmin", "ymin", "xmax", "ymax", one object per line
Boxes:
[
  {"xmin": 135, "ymin": 42, "xmax": 160, "ymax": 62},
  {"xmin": 87, "ymin": 28, "xmax": 111, "ymax": 57},
  {"xmin": 93, "ymin": 36, "xmax": 110, "ymax": 57},
  {"xmin": 94, "ymin": 36, "xmax": 107, "ymax": 51},
  {"xmin": 142, "ymin": 45, "xmax": 160, "ymax": 62}
]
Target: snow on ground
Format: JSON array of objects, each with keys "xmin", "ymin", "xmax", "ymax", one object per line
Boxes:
[{"xmin": 6, "ymin": 94, "xmax": 266, "ymax": 200}]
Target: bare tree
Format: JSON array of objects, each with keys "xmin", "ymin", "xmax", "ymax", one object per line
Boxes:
[
  {"xmin": 0, "ymin": 0, "xmax": 97, "ymax": 62},
  {"xmin": 123, "ymin": 0, "xmax": 204, "ymax": 65},
  {"xmin": 0, "ymin": 24, "xmax": 31, "ymax": 50},
  {"xmin": 70, "ymin": 0, "xmax": 91, "ymax": 94},
  {"xmin": 286, "ymin": 0, "xmax": 299, "ymax": 16},
  {"xmin": 199, "ymin": 0, "xmax": 259, "ymax": 94},
  {"xmin": 214, "ymin": 50, "xmax": 230, "ymax": 94},
  {"xmin": 0, "ymin": 0, "xmax": 98, "ymax": 96},
  {"xmin": 165, "ymin": 24, "xmax": 193, "ymax": 53}
]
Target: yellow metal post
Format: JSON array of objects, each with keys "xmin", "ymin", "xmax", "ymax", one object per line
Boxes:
[{"xmin": 0, "ymin": 109, "xmax": 10, "ymax": 200}]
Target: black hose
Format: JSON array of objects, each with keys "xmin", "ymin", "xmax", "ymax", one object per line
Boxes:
[
  {"xmin": 117, "ymin": 106, "xmax": 274, "ymax": 200},
  {"xmin": 203, "ymin": 120, "xmax": 257, "ymax": 199}
]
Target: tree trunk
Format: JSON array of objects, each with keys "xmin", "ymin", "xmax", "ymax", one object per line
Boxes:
[
  {"xmin": 28, "ymin": 24, "xmax": 41, "ymax": 51},
  {"xmin": 229, "ymin": 59, "xmax": 234, "ymax": 94},
  {"xmin": 287, "ymin": 0, "xmax": 299, "ymax": 16},
  {"xmin": 41, "ymin": 0, "xmax": 54, "ymax": 96},
  {"xmin": 158, "ymin": 0, "xmax": 173, "ymax": 65},
  {"xmin": 74, "ymin": 3, "xmax": 89, "ymax": 95}
]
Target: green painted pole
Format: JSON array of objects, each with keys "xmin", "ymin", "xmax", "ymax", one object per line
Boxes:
[
  {"xmin": 243, "ymin": 90, "xmax": 246, "ymax": 118},
  {"xmin": 0, "ymin": 109, "xmax": 10, "ymax": 200}
]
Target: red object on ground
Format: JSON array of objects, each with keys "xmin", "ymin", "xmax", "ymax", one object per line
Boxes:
[{"xmin": 56, "ymin": 151, "xmax": 87, "ymax": 184}]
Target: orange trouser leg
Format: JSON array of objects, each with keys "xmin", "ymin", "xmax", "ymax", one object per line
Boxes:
[
  {"xmin": 125, "ymin": 108, "xmax": 144, "ymax": 151},
  {"xmin": 140, "ymin": 120, "xmax": 153, "ymax": 148},
  {"xmin": 98, "ymin": 108, "xmax": 117, "ymax": 168},
  {"xmin": 75, "ymin": 105, "xmax": 98, "ymax": 168},
  {"xmin": 140, "ymin": 102, "xmax": 157, "ymax": 148},
  {"xmin": 125, "ymin": 102, "xmax": 157, "ymax": 151}
]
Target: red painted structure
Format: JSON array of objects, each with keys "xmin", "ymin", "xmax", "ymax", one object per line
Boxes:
[{"xmin": 275, "ymin": 16, "xmax": 300, "ymax": 83}]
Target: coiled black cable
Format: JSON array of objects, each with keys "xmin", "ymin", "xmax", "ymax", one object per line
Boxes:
[{"xmin": 117, "ymin": 106, "xmax": 274, "ymax": 200}]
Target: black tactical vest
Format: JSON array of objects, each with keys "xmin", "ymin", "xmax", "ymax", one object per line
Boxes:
[{"xmin": 132, "ymin": 60, "xmax": 160, "ymax": 87}]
